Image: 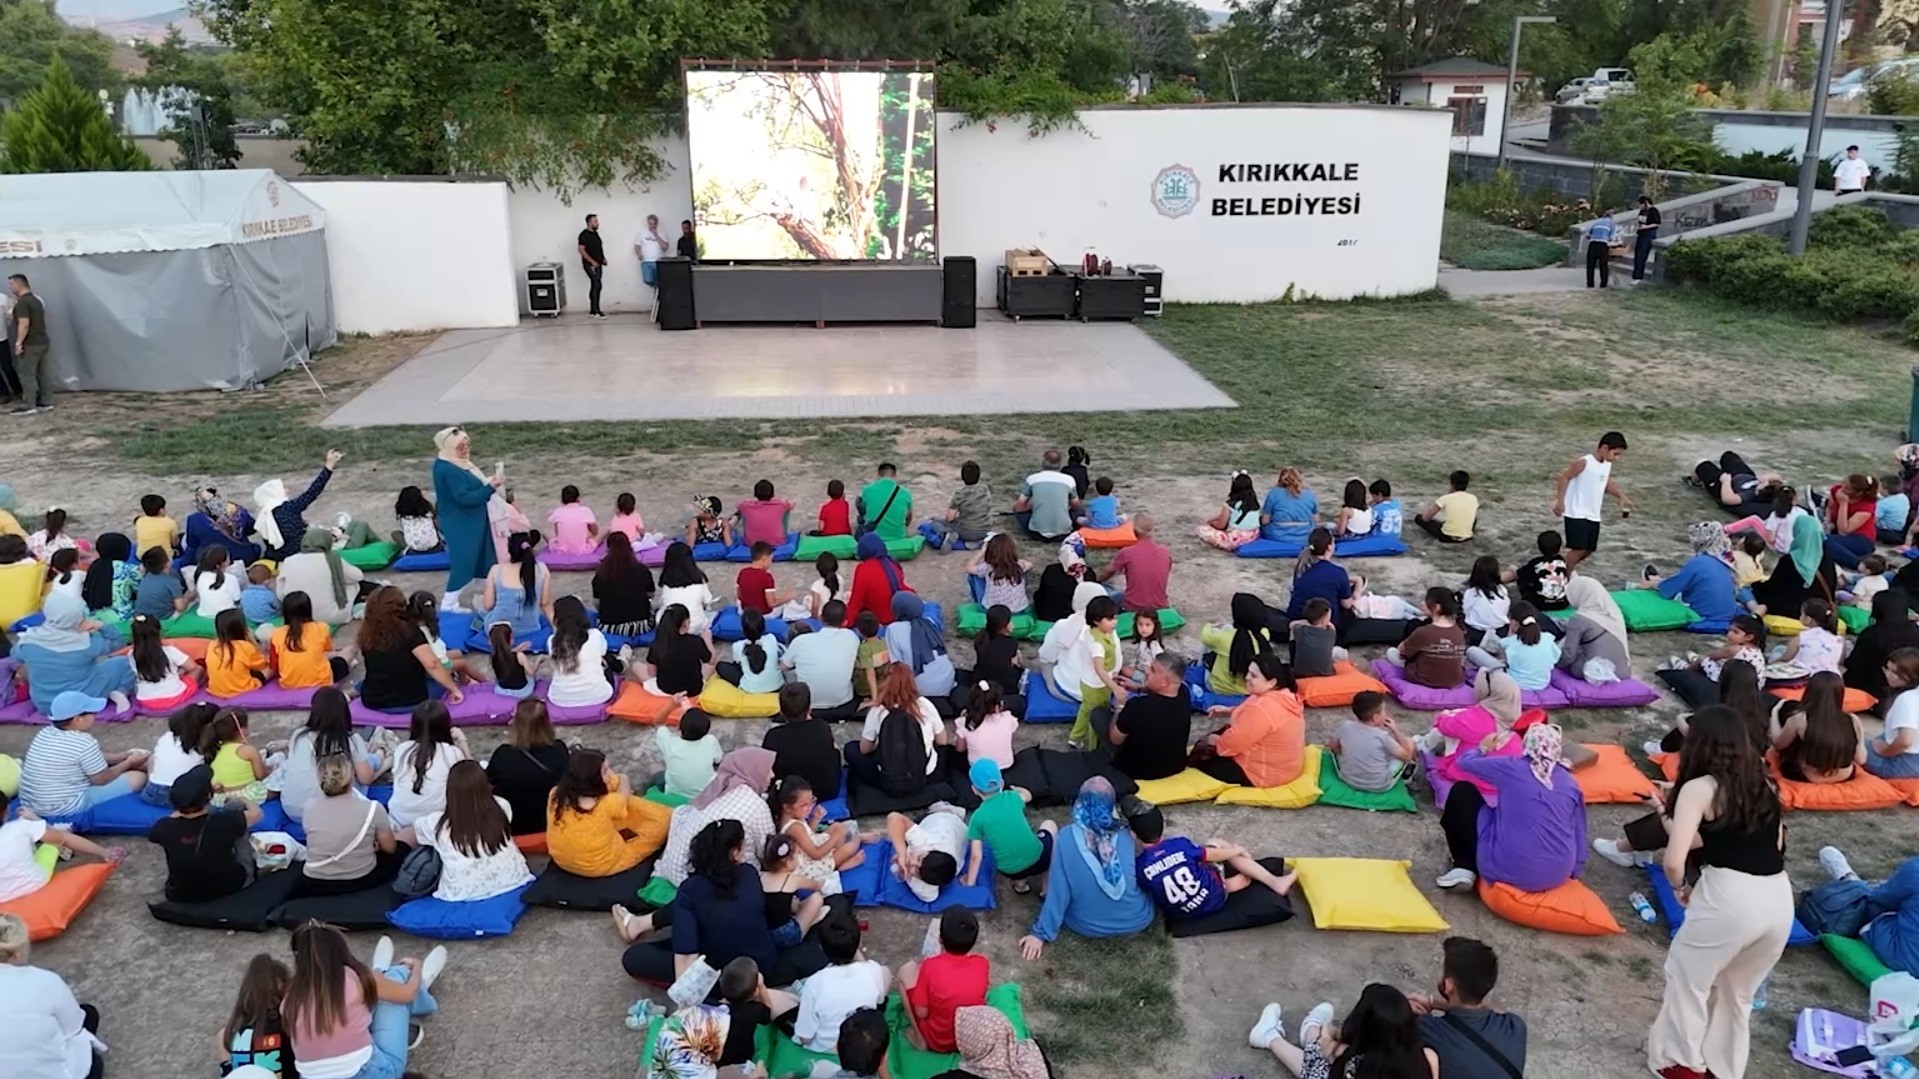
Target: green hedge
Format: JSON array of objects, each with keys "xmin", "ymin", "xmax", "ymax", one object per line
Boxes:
[{"xmin": 1664, "ymin": 208, "xmax": 1919, "ymax": 337}]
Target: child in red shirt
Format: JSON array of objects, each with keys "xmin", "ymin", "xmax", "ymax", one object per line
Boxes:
[
  {"xmin": 814, "ymin": 479, "xmax": 853, "ymax": 537},
  {"xmin": 735, "ymin": 542, "xmax": 786, "ymax": 614},
  {"xmin": 898, "ymin": 907, "xmax": 990, "ymax": 1052}
]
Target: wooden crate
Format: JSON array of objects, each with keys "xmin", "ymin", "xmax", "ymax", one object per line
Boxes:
[{"xmin": 1004, "ymin": 248, "xmax": 1049, "ymax": 277}]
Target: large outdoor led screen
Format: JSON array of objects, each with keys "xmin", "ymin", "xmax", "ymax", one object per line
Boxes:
[{"xmin": 685, "ymin": 69, "xmax": 938, "ymax": 261}]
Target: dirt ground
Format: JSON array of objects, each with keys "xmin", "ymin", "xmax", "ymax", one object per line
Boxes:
[{"xmin": 0, "ymin": 309, "xmax": 1908, "ymax": 1079}]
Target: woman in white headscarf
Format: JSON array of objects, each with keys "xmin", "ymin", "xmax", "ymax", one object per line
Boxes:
[
  {"xmin": 254, "ymin": 449, "xmax": 343, "ymax": 561},
  {"xmin": 1556, "ymin": 572, "xmax": 1630, "ymax": 685},
  {"xmin": 430, "ymin": 426, "xmax": 502, "ymax": 607}
]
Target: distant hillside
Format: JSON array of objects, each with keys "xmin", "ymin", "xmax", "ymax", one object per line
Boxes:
[
  {"xmin": 1201, "ymin": 6, "xmax": 1231, "ymax": 28},
  {"xmin": 65, "ymin": 5, "xmax": 212, "ymax": 44}
]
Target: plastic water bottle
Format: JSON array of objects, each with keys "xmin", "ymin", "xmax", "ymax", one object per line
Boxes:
[
  {"xmin": 1885, "ymin": 1054, "xmax": 1916, "ymax": 1079},
  {"xmin": 1628, "ymin": 891, "xmax": 1658, "ymax": 924},
  {"xmin": 1751, "ymin": 973, "xmax": 1769, "ymax": 1012}
]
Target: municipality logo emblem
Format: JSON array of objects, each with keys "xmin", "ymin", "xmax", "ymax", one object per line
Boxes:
[{"xmin": 1152, "ymin": 165, "xmax": 1200, "ymax": 218}]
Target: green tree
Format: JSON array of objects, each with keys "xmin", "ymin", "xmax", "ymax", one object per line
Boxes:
[
  {"xmin": 1791, "ymin": 29, "xmax": 1821, "ymax": 90},
  {"xmin": 0, "ymin": 0, "xmax": 119, "ymax": 104},
  {"xmin": 1571, "ymin": 35, "xmax": 1714, "ymax": 199},
  {"xmin": 0, "ymin": 58, "xmax": 149, "ymax": 172},
  {"xmin": 135, "ymin": 28, "xmax": 240, "ymax": 169}
]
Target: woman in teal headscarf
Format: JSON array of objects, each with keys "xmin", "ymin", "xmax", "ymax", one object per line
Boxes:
[
  {"xmin": 1018, "ymin": 776, "xmax": 1154, "ymax": 961},
  {"xmin": 1749, "ymin": 512, "xmax": 1836, "ymax": 617}
]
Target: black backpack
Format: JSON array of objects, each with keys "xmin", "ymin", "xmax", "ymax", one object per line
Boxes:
[{"xmin": 876, "ymin": 707, "xmax": 929, "ymax": 797}]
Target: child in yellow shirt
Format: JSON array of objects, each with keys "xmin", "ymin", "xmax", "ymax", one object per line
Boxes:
[
  {"xmin": 134, "ymin": 493, "xmax": 181, "ymax": 557},
  {"xmin": 205, "ymin": 609, "xmax": 271, "ymax": 698},
  {"xmin": 1732, "ymin": 532, "xmax": 1767, "ymax": 606}
]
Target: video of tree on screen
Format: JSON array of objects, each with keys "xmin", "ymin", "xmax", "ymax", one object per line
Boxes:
[{"xmin": 687, "ymin": 70, "xmax": 937, "ymax": 261}]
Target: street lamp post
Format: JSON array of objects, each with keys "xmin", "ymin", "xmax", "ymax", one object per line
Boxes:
[
  {"xmin": 1497, "ymin": 15, "xmax": 1557, "ymax": 172},
  {"xmin": 1788, "ymin": 0, "xmax": 1847, "ymax": 255}
]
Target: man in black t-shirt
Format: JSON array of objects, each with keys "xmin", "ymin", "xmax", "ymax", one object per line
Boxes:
[
  {"xmin": 1108, "ymin": 653, "xmax": 1194, "ymax": 781},
  {"xmin": 1410, "ymin": 937, "xmax": 1528, "ymax": 1079},
  {"xmin": 1632, "ymin": 195, "xmax": 1662, "ymax": 282},
  {"xmin": 576, "ymin": 213, "xmax": 607, "ymax": 318},
  {"xmin": 676, "ymin": 218, "xmax": 697, "ymax": 261},
  {"xmin": 8, "ymin": 273, "xmax": 50, "ymax": 414},
  {"xmin": 147, "ymin": 764, "xmax": 262, "ymax": 903}
]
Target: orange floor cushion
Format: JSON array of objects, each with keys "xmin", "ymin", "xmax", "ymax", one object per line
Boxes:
[
  {"xmin": 1078, "ymin": 523, "xmax": 1137, "ymax": 549},
  {"xmin": 513, "ymin": 832, "xmax": 549, "ymax": 855},
  {"xmin": 1772, "ymin": 683, "xmax": 1877, "ymax": 714},
  {"xmin": 607, "ymin": 683, "xmax": 690, "ymax": 726},
  {"xmin": 1477, "ymin": 878, "xmax": 1623, "ymax": 936},
  {"xmin": 167, "ymin": 637, "xmax": 213, "ymax": 662},
  {"xmin": 1884, "ymin": 776, "xmax": 1919, "ymax": 808},
  {"xmin": 1297, "ymin": 662, "xmax": 1389, "ymax": 709},
  {"xmin": 1570, "ymin": 744, "xmax": 1659, "ymax": 804},
  {"xmin": 1654, "ymin": 752, "xmax": 1680, "ymax": 783},
  {"xmin": 0, "ymin": 862, "xmax": 115, "ymax": 941},
  {"xmin": 1775, "ymin": 767, "xmax": 1903, "ymax": 811}
]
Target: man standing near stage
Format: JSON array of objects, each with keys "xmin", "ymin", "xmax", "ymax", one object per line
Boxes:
[
  {"xmin": 677, "ymin": 219, "xmax": 697, "ymax": 261},
  {"xmin": 576, "ymin": 213, "xmax": 607, "ymax": 319},
  {"xmin": 635, "ymin": 215, "xmax": 667, "ymax": 288}
]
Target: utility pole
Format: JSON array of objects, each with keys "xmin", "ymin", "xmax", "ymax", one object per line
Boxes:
[
  {"xmin": 1788, "ymin": 0, "xmax": 1846, "ymax": 255},
  {"xmin": 1497, "ymin": 16, "xmax": 1556, "ymax": 172}
]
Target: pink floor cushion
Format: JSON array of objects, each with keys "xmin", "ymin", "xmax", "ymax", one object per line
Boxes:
[
  {"xmin": 351, "ymin": 689, "xmax": 514, "ymax": 727},
  {"xmin": 1373, "ymin": 662, "xmax": 1572, "ymax": 711},
  {"xmin": 1548, "ymin": 669, "xmax": 1659, "ymax": 708},
  {"xmin": 538, "ymin": 546, "xmax": 607, "ymax": 571},
  {"xmin": 537, "ymin": 684, "xmax": 611, "ymax": 725}
]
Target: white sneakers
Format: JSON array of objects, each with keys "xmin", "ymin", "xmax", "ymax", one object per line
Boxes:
[
  {"xmin": 1642, "ymin": 740, "xmax": 1668, "ymax": 758},
  {"xmin": 1300, "ymin": 1002, "xmax": 1336, "ymax": 1045},
  {"xmin": 107, "ymin": 691, "xmax": 130, "ymax": 714},
  {"xmin": 1436, "ymin": 867, "xmax": 1477, "ymax": 890},
  {"xmin": 1248, "ymin": 1003, "xmax": 1284, "ymax": 1050},
  {"xmin": 1821, "ymin": 845, "xmax": 1858, "ymax": 882},
  {"xmin": 370, "ymin": 935, "xmax": 395, "ymax": 972},
  {"xmin": 421, "ymin": 944, "xmax": 448, "ymax": 991},
  {"xmin": 1593, "ymin": 838, "xmax": 1647, "ymax": 868}
]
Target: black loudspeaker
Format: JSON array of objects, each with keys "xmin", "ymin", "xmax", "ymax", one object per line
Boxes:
[
  {"xmin": 656, "ymin": 258, "xmax": 696, "ymax": 331},
  {"xmin": 941, "ymin": 256, "xmax": 976, "ymax": 328}
]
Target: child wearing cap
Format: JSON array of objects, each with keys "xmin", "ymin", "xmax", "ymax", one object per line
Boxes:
[
  {"xmin": 963, "ymin": 758, "xmax": 1055, "ymax": 894},
  {"xmin": 17, "ymin": 691, "xmax": 150, "ymax": 817},
  {"xmin": 898, "ymin": 907, "xmax": 990, "ymax": 1052},
  {"xmin": 147, "ymin": 762, "xmax": 263, "ymax": 903},
  {"xmin": 0, "ymin": 783, "xmax": 126, "ymax": 903}
]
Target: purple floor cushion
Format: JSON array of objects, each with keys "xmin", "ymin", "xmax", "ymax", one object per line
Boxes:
[
  {"xmin": 538, "ymin": 546, "xmax": 606, "ymax": 571},
  {"xmin": 351, "ymin": 689, "xmax": 512, "ymax": 727},
  {"xmin": 1550, "ymin": 668, "xmax": 1659, "ymax": 708},
  {"xmin": 1373, "ymin": 662, "xmax": 1573, "ymax": 711}
]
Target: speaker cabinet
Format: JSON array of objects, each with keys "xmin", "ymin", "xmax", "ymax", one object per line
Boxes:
[
  {"xmin": 941, "ymin": 256, "xmax": 976, "ymax": 328},
  {"xmin": 656, "ymin": 258, "xmax": 696, "ymax": 331}
]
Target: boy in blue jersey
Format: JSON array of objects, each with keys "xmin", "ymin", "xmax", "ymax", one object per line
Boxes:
[{"xmin": 1130, "ymin": 804, "xmax": 1294, "ymax": 920}]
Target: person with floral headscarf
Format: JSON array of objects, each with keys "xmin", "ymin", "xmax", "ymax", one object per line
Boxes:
[
  {"xmin": 683, "ymin": 494, "xmax": 733, "ymax": 548},
  {"xmin": 646, "ymin": 1003, "xmax": 762, "ymax": 1079},
  {"xmin": 938, "ymin": 1005, "xmax": 1052, "ymax": 1079},
  {"xmin": 181, "ymin": 486, "xmax": 261, "ymax": 567},
  {"xmin": 1018, "ymin": 776, "xmax": 1154, "ymax": 961},
  {"xmin": 1637, "ymin": 522, "xmax": 1739, "ymax": 628},
  {"xmin": 1435, "ymin": 721, "xmax": 1587, "ymax": 894}
]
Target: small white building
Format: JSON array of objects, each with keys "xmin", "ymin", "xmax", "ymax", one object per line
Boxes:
[{"xmin": 1388, "ymin": 58, "xmax": 1522, "ymax": 157}]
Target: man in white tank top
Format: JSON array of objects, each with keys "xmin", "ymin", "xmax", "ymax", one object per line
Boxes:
[{"xmin": 1553, "ymin": 431, "xmax": 1633, "ymax": 569}]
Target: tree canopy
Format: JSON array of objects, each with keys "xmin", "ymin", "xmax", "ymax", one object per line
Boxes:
[
  {"xmin": 135, "ymin": 28, "xmax": 241, "ymax": 169},
  {"xmin": 0, "ymin": 0, "xmax": 118, "ymax": 106},
  {"xmin": 0, "ymin": 57, "xmax": 148, "ymax": 173}
]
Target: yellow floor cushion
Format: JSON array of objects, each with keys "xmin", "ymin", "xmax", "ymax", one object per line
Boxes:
[
  {"xmin": 1214, "ymin": 745, "xmax": 1324, "ymax": 809},
  {"xmin": 695, "ymin": 676, "xmax": 779, "ymax": 719},
  {"xmin": 1763, "ymin": 614, "xmax": 1804, "ymax": 638},
  {"xmin": 1289, "ymin": 856, "xmax": 1450, "ymax": 933},
  {"xmin": 1132, "ymin": 768, "xmax": 1230, "ymax": 806}
]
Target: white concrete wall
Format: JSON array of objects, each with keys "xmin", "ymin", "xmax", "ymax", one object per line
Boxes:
[
  {"xmin": 291, "ymin": 180, "xmax": 519, "ymax": 333},
  {"xmin": 506, "ymin": 134, "xmax": 694, "ymax": 315},
  {"xmin": 936, "ymin": 104, "xmax": 1452, "ymax": 302},
  {"xmin": 1712, "ymin": 119, "xmax": 1895, "ymax": 174}
]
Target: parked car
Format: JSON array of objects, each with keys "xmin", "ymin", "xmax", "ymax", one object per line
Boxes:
[
  {"xmin": 1582, "ymin": 68, "xmax": 1634, "ymax": 103},
  {"xmin": 1555, "ymin": 77, "xmax": 1592, "ymax": 103},
  {"xmin": 1829, "ymin": 58, "xmax": 1919, "ymax": 100}
]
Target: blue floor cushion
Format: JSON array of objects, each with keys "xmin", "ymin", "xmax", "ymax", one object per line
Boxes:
[
  {"xmin": 390, "ymin": 550, "xmax": 451, "ymax": 572},
  {"xmin": 386, "ymin": 883, "xmax": 531, "ymax": 939},
  {"xmin": 1023, "ymin": 675, "xmax": 1080, "ymax": 723}
]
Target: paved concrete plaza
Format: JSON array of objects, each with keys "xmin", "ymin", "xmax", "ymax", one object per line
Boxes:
[{"xmin": 321, "ymin": 313, "xmax": 1234, "ymax": 426}]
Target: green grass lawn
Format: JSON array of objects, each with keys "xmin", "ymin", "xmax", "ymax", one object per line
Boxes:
[{"xmin": 1440, "ymin": 210, "xmax": 1570, "ymax": 270}]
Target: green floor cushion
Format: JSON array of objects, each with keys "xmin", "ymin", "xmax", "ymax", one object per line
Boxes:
[
  {"xmin": 1316, "ymin": 749, "xmax": 1418, "ymax": 812},
  {"xmin": 1823, "ymin": 933, "xmax": 1893, "ymax": 987},
  {"xmin": 339, "ymin": 541, "xmax": 398, "ymax": 570},
  {"xmin": 885, "ymin": 983, "xmax": 1030, "ymax": 1079},
  {"xmin": 1610, "ymin": 590, "xmax": 1699, "ymax": 633},
  {"xmin": 954, "ymin": 603, "xmax": 1039, "ymax": 640},
  {"xmin": 643, "ymin": 786, "xmax": 691, "ymax": 809},
  {"xmin": 637, "ymin": 875, "xmax": 677, "ymax": 909},
  {"xmin": 885, "ymin": 536, "xmax": 927, "ymax": 561},
  {"xmin": 159, "ymin": 611, "xmax": 219, "ymax": 639},
  {"xmin": 1838, "ymin": 605, "xmax": 1872, "ymax": 635},
  {"xmin": 1117, "ymin": 607, "xmax": 1186, "ymax": 638},
  {"xmin": 794, "ymin": 534, "xmax": 860, "ymax": 561}
]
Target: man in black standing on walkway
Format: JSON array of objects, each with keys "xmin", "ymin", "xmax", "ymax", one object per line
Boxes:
[
  {"xmin": 676, "ymin": 219, "xmax": 697, "ymax": 261},
  {"xmin": 576, "ymin": 213, "xmax": 607, "ymax": 319},
  {"xmin": 1631, "ymin": 196, "xmax": 1661, "ymax": 284},
  {"xmin": 9, "ymin": 274, "xmax": 49, "ymax": 414}
]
